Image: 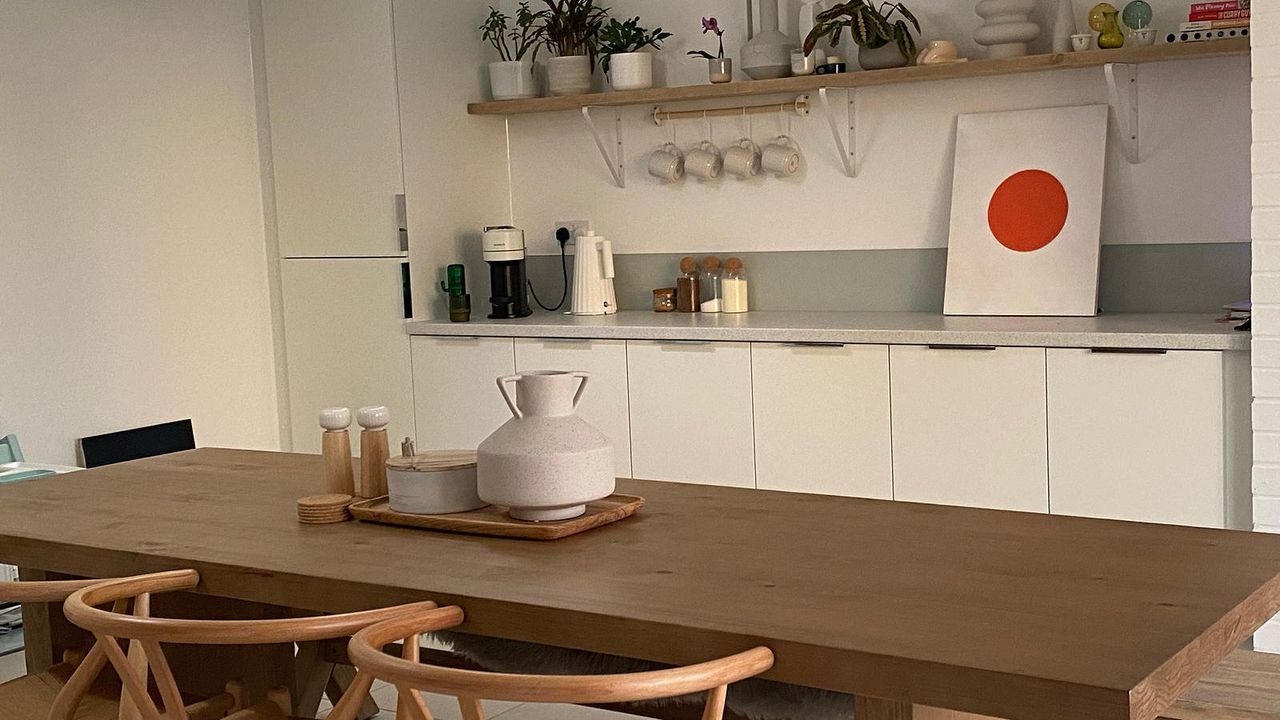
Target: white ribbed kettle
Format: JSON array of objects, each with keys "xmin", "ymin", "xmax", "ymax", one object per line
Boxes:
[{"xmin": 571, "ymin": 231, "xmax": 616, "ymax": 316}]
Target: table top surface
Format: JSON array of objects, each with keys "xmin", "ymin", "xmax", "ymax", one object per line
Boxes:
[{"xmin": 2, "ymin": 448, "xmax": 1279, "ymax": 720}]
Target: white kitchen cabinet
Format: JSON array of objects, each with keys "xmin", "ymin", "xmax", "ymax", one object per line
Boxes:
[
  {"xmin": 752, "ymin": 343, "xmax": 892, "ymax": 499},
  {"xmin": 261, "ymin": 0, "xmax": 406, "ymax": 258},
  {"xmin": 1047, "ymin": 349, "xmax": 1241, "ymax": 528},
  {"xmin": 890, "ymin": 345, "xmax": 1049, "ymax": 512},
  {"xmin": 411, "ymin": 336, "xmax": 515, "ymax": 451},
  {"xmin": 627, "ymin": 341, "xmax": 755, "ymax": 488},
  {"xmin": 281, "ymin": 259, "xmax": 414, "ymax": 454},
  {"xmin": 515, "ymin": 339, "xmax": 632, "ymax": 478}
]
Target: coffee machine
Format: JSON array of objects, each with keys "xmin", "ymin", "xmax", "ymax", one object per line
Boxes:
[{"xmin": 482, "ymin": 226, "xmax": 532, "ymax": 319}]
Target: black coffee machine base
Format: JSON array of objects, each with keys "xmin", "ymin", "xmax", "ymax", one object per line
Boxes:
[{"xmin": 487, "ymin": 260, "xmax": 533, "ymax": 319}]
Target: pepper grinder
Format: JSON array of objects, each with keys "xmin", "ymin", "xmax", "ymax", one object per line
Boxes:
[
  {"xmin": 320, "ymin": 407, "xmax": 355, "ymax": 496},
  {"xmin": 358, "ymin": 405, "xmax": 391, "ymax": 498}
]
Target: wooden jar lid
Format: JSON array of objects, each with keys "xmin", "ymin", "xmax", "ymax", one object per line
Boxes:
[{"xmin": 386, "ymin": 449, "xmax": 477, "ymax": 473}]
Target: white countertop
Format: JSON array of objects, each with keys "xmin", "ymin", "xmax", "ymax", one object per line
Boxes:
[{"xmin": 405, "ymin": 311, "xmax": 1249, "ymax": 351}]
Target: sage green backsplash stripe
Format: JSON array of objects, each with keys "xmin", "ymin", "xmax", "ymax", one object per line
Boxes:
[{"xmin": 525, "ymin": 243, "xmax": 1250, "ymax": 315}]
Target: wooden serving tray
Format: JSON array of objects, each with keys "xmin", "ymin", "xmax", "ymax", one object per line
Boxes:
[{"xmin": 348, "ymin": 494, "xmax": 644, "ymax": 541}]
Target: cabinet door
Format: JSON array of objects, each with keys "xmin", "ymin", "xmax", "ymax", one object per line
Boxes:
[
  {"xmin": 514, "ymin": 339, "xmax": 632, "ymax": 478},
  {"xmin": 262, "ymin": 0, "xmax": 406, "ymax": 258},
  {"xmin": 627, "ymin": 341, "xmax": 754, "ymax": 488},
  {"xmin": 752, "ymin": 343, "xmax": 892, "ymax": 499},
  {"xmin": 411, "ymin": 336, "xmax": 515, "ymax": 451},
  {"xmin": 281, "ymin": 259, "xmax": 414, "ymax": 454},
  {"xmin": 890, "ymin": 345, "xmax": 1048, "ymax": 512},
  {"xmin": 1047, "ymin": 349, "xmax": 1225, "ymax": 527}
]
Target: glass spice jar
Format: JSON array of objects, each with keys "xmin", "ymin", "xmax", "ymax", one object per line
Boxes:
[
  {"xmin": 676, "ymin": 256, "xmax": 700, "ymax": 313},
  {"xmin": 721, "ymin": 257, "xmax": 749, "ymax": 313},
  {"xmin": 700, "ymin": 255, "xmax": 723, "ymax": 313},
  {"xmin": 652, "ymin": 287, "xmax": 677, "ymax": 312}
]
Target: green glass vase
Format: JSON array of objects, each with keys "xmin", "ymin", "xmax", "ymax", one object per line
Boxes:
[{"xmin": 1098, "ymin": 10, "xmax": 1125, "ymax": 49}]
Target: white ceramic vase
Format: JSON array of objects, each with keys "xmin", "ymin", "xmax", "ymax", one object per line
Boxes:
[
  {"xmin": 545, "ymin": 55, "xmax": 593, "ymax": 96},
  {"xmin": 1051, "ymin": 0, "xmax": 1078, "ymax": 53},
  {"xmin": 477, "ymin": 371, "xmax": 615, "ymax": 522},
  {"xmin": 488, "ymin": 60, "xmax": 537, "ymax": 101},
  {"xmin": 974, "ymin": 0, "xmax": 1042, "ymax": 59},
  {"xmin": 741, "ymin": 0, "xmax": 797, "ymax": 80},
  {"xmin": 858, "ymin": 42, "xmax": 909, "ymax": 70},
  {"xmin": 608, "ymin": 52, "xmax": 653, "ymax": 91}
]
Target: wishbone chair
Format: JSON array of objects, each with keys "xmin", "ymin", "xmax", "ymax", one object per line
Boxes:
[
  {"xmin": 55, "ymin": 569, "xmax": 440, "ymax": 720},
  {"xmin": 328, "ymin": 604, "xmax": 776, "ymax": 720}
]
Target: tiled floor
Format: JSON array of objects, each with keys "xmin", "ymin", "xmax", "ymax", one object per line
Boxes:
[
  {"xmin": 318, "ymin": 680, "xmax": 636, "ymax": 720},
  {"xmin": 0, "ymin": 651, "xmax": 24, "ymax": 682}
]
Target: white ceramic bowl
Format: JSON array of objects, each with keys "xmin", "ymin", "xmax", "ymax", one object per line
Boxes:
[{"xmin": 386, "ymin": 450, "xmax": 486, "ymax": 515}]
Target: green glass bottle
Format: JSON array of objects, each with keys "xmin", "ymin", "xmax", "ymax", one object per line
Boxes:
[{"xmin": 1098, "ymin": 10, "xmax": 1125, "ymax": 49}]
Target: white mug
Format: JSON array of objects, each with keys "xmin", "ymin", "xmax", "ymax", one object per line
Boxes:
[
  {"xmin": 685, "ymin": 141, "xmax": 723, "ymax": 180},
  {"xmin": 648, "ymin": 143, "xmax": 685, "ymax": 182},
  {"xmin": 724, "ymin": 139, "xmax": 762, "ymax": 178},
  {"xmin": 762, "ymin": 136, "xmax": 801, "ymax": 176}
]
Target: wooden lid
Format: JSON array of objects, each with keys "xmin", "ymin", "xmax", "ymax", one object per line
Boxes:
[
  {"xmin": 702, "ymin": 255, "xmax": 721, "ymax": 271},
  {"xmin": 386, "ymin": 449, "xmax": 477, "ymax": 472}
]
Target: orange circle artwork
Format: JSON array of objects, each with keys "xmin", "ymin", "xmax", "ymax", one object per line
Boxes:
[{"xmin": 987, "ymin": 169, "xmax": 1070, "ymax": 253}]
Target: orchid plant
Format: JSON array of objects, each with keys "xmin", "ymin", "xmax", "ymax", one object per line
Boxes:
[{"xmin": 686, "ymin": 17, "xmax": 727, "ymax": 60}]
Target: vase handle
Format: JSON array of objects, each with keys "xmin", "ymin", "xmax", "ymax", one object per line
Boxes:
[
  {"xmin": 571, "ymin": 371, "xmax": 591, "ymax": 409},
  {"xmin": 497, "ymin": 375, "xmax": 522, "ymax": 419}
]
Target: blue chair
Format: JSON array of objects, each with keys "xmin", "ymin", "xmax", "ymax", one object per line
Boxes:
[{"xmin": 0, "ymin": 435, "xmax": 22, "ymax": 464}]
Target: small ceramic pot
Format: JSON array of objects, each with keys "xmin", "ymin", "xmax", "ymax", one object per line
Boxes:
[
  {"xmin": 709, "ymin": 57, "xmax": 733, "ymax": 84},
  {"xmin": 545, "ymin": 55, "xmax": 592, "ymax": 96},
  {"xmin": 859, "ymin": 42, "xmax": 910, "ymax": 70},
  {"xmin": 488, "ymin": 60, "xmax": 537, "ymax": 101},
  {"xmin": 608, "ymin": 52, "xmax": 653, "ymax": 91},
  {"xmin": 386, "ymin": 450, "xmax": 485, "ymax": 515}
]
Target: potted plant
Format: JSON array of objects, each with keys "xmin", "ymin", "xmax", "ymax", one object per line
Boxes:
[
  {"xmin": 687, "ymin": 17, "xmax": 732, "ymax": 84},
  {"xmin": 481, "ymin": 3, "xmax": 542, "ymax": 100},
  {"xmin": 802, "ymin": 1, "xmax": 921, "ymax": 70},
  {"xmin": 598, "ymin": 17, "xmax": 672, "ymax": 91},
  {"xmin": 534, "ymin": 0, "xmax": 609, "ymax": 96}
]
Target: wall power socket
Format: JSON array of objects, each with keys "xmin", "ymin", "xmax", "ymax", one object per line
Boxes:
[{"xmin": 555, "ymin": 219, "xmax": 592, "ymax": 248}]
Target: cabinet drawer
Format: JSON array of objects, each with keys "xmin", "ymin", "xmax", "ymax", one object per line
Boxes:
[
  {"xmin": 411, "ymin": 336, "xmax": 514, "ymax": 451},
  {"xmin": 890, "ymin": 345, "xmax": 1048, "ymax": 512},
  {"xmin": 752, "ymin": 343, "xmax": 892, "ymax": 499},
  {"xmin": 1047, "ymin": 348, "xmax": 1225, "ymax": 527},
  {"xmin": 515, "ymin": 338, "xmax": 632, "ymax": 477},
  {"xmin": 627, "ymin": 341, "xmax": 754, "ymax": 488}
]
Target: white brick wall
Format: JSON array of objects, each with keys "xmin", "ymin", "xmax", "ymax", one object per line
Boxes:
[{"xmin": 1255, "ymin": 1, "xmax": 1280, "ymax": 650}]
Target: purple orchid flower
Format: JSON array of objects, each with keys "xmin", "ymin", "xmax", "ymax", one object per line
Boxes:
[
  {"xmin": 702, "ymin": 17, "xmax": 724, "ymax": 36},
  {"xmin": 689, "ymin": 16, "xmax": 727, "ymax": 59}
]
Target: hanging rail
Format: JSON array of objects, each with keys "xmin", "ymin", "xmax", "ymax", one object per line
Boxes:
[{"xmin": 652, "ymin": 95, "xmax": 811, "ymax": 125}]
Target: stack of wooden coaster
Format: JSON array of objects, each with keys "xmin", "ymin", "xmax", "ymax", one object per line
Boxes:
[{"xmin": 296, "ymin": 494, "xmax": 353, "ymax": 525}]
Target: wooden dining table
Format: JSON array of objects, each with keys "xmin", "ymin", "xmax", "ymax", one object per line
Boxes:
[{"xmin": 2, "ymin": 448, "xmax": 1280, "ymax": 720}]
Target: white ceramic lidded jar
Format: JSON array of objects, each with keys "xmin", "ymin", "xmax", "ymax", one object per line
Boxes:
[{"xmin": 477, "ymin": 371, "xmax": 615, "ymax": 522}]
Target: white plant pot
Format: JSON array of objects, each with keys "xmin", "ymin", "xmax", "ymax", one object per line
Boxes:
[
  {"xmin": 477, "ymin": 371, "xmax": 615, "ymax": 522},
  {"xmin": 858, "ymin": 42, "xmax": 909, "ymax": 70},
  {"xmin": 608, "ymin": 52, "xmax": 654, "ymax": 91},
  {"xmin": 545, "ymin": 55, "xmax": 593, "ymax": 96},
  {"xmin": 488, "ymin": 60, "xmax": 537, "ymax": 101}
]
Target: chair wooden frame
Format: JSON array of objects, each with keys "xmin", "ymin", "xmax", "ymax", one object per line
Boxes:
[
  {"xmin": 54, "ymin": 569, "xmax": 440, "ymax": 720},
  {"xmin": 329, "ymin": 606, "xmax": 775, "ymax": 720}
]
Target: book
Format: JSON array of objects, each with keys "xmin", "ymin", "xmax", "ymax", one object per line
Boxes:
[
  {"xmin": 1190, "ymin": 0, "xmax": 1249, "ymax": 12},
  {"xmin": 1189, "ymin": 9, "xmax": 1251, "ymax": 21},
  {"xmin": 1181, "ymin": 19, "xmax": 1251, "ymax": 30}
]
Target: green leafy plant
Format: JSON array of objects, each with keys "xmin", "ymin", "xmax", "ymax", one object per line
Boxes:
[
  {"xmin": 597, "ymin": 17, "xmax": 672, "ymax": 71},
  {"xmin": 480, "ymin": 3, "xmax": 542, "ymax": 63},
  {"xmin": 535, "ymin": 0, "xmax": 610, "ymax": 62},
  {"xmin": 803, "ymin": 1, "xmax": 921, "ymax": 62}
]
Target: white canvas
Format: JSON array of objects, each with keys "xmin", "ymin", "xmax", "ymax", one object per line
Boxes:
[{"xmin": 943, "ymin": 105, "xmax": 1109, "ymax": 317}]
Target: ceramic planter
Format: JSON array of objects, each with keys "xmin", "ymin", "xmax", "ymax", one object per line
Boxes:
[
  {"xmin": 488, "ymin": 60, "xmax": 537, "ymax": 101},
  {"xmin": 974, "ymin": 0, "xmax": 1041, "ymax": 59},
  {"xmin": 858, "ymin": 42, "xmax": 910, "ymax": 70},
  {"xmin": 709, "ymin": 57, "xmax": 733, "ymax": 83},
  {"xmin": 545, "ymin": 55, "xmax": 593, "ymax": 96},
  {"xmin": 608, "ymin": 52, "xmax": 653, "ymax": 91},
  {"xmin": 477, "ymin": 371, "xmax": 615, "ymax": 522}
]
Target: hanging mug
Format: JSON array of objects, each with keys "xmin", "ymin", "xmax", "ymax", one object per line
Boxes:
[
  {"xmin": 647, "ymin": 143, "xmax": 685, "ymax": 183},
  {"xmin": 724, "ymin": 138, "xmax": 762, "ymax": 178},
  {"xmin": 762, "ymin": 135, "xmax": 801, "ymax": 176},
  {"xmin": 685, "ymin": 141, "xmax": 724, "ymax": 180}
]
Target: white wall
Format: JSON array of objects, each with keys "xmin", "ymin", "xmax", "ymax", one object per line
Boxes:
[
  {"xmin": 0, "ymin": 1, "xmax": 281, "ymax": 465},
  {"xmin": 500, "ymin": 0, "xmax": 1251, "ymax": 255},
  {"xmin": 1252, "ymin": 2, "xmax": 1280, "ymax": 651}
]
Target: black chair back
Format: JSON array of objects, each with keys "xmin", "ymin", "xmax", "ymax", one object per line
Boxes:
[{"xmin": 78, "ymin": 420, "xmax": 195, "ymax": 468}]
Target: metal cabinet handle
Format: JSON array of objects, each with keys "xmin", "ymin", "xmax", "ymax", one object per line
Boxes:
[
  {"xmin": 542, "ymin": 338, "xmax": 592, "ymax": 345},
  {"xmin": 781, "ymin": 342, "xmax": 846, "ymax": 348},
  {"xmin": 400, "ymin": 262, "xmax": 412, "ymax": 319},
  {"xmin": 927, "ymin": 344, "xmax": 997, "ymax": 351},
  {"xmin": 1089, "ymin": 347, "xmax": 1168, "ymax": 355},
  {"xmin": 395, "ymin": 194, "xmax": 409, "ymax": 253}
]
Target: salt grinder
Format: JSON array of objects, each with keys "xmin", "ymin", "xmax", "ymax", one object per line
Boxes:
[
  {"xmin": 320, "ymin": 407, "xmax": 355, "ymax": 496},
  {"xmin": 358, "ymin": 405, "xmax": 391, "ymax": 498}
]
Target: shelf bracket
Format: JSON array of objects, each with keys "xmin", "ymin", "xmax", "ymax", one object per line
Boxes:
[
  {"xmin": 581, "ymin": 105, "xmax": 626, "ymax": 188},
  {"xmin": 1104, "ymin": 63, "xmax": 1140, "ymax": 164},
  {"xmin": 819, "ymin": 87, "xmax": 857, "ymax": 178}
]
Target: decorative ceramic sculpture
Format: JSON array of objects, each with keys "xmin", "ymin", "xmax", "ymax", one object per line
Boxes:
[
  {"xmin": 477, "ymin": 371, "xmax": 615, "ymax": 522},
  {"xmin": 974, "ymin": 0, "xmax": 1041, "ymax": 59},
  {"xmin": 1051, "ymin": 0, "xmax": 1079, "ymax": 53},
  {"xmin": 741, "ymin": 0, "xmax": 797, "ymax": 80}
]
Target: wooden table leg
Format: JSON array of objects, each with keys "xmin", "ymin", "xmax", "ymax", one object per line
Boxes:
[
  {"xmin": 855, "ymin": 696, "xmax": 914, "ymax": 720},
  {"xmin": 18, "ymin": 568, "xmax": 90, "ymax": 673}
]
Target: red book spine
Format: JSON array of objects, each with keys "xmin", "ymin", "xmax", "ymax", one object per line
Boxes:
[
  {"xmin": 1189, "ymin": 0, "xmax": 1247, "ymax": 12},
  {"xmin": 1189, "ymin": 9, "xmax": 1251, "ymax": 20}
]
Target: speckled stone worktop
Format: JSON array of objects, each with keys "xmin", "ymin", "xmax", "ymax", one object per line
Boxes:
[{"xmin": 405, "ymin": 311, "xmax": 1249, "ymax": 351}]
